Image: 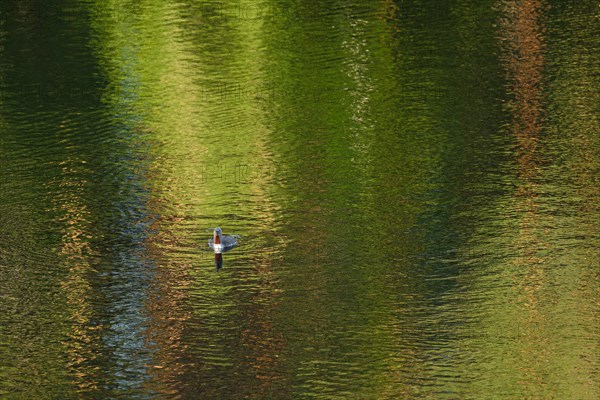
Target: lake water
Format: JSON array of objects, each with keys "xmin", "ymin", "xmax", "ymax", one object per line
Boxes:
[{"xmin": 0, "ymin": 1, "xmax": 598, "ymax": 398}]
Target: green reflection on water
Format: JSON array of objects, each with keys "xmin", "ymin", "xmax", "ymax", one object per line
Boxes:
[{"xmin": 0, "ymin": 0, "xmax": 598, "ymax": 399}]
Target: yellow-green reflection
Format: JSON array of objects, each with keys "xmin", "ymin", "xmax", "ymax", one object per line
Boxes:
[{"xmin": 89, "ymin": 0, "xmax": 288, "ymax": 397}]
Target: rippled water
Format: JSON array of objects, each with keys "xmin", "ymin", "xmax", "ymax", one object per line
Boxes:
[{"xmin": 1, "ymin": 1, "xmax": 598, "ymax": 398}]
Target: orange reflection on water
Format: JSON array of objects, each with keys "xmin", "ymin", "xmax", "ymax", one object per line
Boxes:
[
  {"xmin": 499, "ymin": 0, "xmax": 556, "ymax": 396},
  {"xmin": 143, "ymin": 211, "xmax": 194, "ymax": 397},
  {"xmin": 499, "ymin": 0, "xmax": 552, "ymax": 395},
  {"xmin": 500, "ymin": 0, "xmax": 545, "ymax": 181},
  {"xmin": 53, "ymin": 158, "xmax": 103, "ymax": 393}
]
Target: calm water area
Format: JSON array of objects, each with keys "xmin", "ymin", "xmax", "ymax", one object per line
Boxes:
[{"xmin": 0, "ymin": 1, "xmax": 598, "ymax": 399}]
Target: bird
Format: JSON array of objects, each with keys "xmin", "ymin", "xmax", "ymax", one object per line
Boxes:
[{"xmin": 208, "ymin": 227, "xmax": 237, "ymax": 253}]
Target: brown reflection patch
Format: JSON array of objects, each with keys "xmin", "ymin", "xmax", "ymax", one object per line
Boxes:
[
  {"xmin": 53, "ymin": 159, "xmax": 103, "ymax": 394},
  {"xmin": 500, "ymin": 0, "xmax": 545, "ymax": 182},
  {"xmin": 499, "ymin": 0, "xmax": 551, "ymax": 396},
  {"xmin": 142, "ymin": 209, "xmax": 194, "ymax": 397}
]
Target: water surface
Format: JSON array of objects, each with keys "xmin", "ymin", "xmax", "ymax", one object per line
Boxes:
[{"xmin": 0, "ymin": 1, "xmax": 598, "ymax": 398}]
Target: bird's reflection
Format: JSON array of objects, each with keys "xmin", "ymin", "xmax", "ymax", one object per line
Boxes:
[
  {"xmin": 214, "ymin": 252, "xmax": 223, "ymax": 271},
  {"xmin": 212, "ymin": 247, "xmax": 238, "ymax": 271}
]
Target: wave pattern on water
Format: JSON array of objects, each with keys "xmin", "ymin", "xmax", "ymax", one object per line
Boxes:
[{"xmin": 0, "ymin": 0, "xmax": 598, "ymax": 399}]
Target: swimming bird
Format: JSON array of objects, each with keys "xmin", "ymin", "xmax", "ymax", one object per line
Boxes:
[{"xmin": 208, "ymin": 227, "xmax": 237, "ymax": 253}]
